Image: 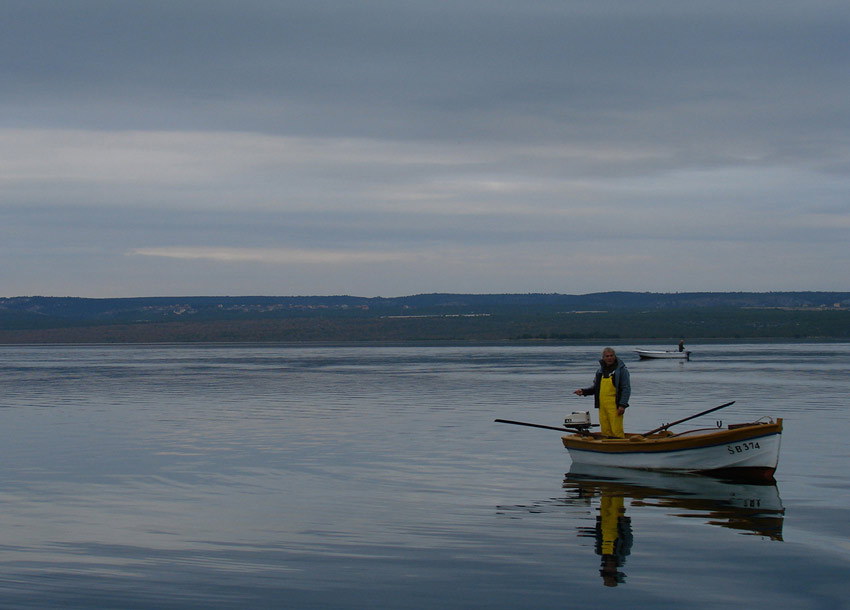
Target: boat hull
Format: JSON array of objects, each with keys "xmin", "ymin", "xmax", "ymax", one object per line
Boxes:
[
  {"xmin": 636, "ymin": 349, "xmax": 691, "ymax": 360},
  {"xmin": 562, "ymin": 419, "xmax": 782, "ymax": 481}
]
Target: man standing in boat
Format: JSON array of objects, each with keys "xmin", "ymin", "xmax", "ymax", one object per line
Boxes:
[{"xmin": 574, "ymin": 347, "xmax": 631, "ymax": 438}]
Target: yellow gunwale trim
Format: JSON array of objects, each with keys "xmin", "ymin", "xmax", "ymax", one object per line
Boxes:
[{"xmin": 561, "ymin": 419, "xmax": 782, "ymax": 454}]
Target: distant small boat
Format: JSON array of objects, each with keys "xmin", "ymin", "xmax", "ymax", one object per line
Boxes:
[
  {"xmin": 636, "ymin": 349, "xmax": 691, "ymax": 360},
  {"xmin": 561, "ymin": 418, "xmax": 783, "ymax": 482}
]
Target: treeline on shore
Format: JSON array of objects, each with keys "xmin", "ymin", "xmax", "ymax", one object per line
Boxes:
[{"xmin": 0, "ymin": 306, "xmax": 847, "ymax": 344}]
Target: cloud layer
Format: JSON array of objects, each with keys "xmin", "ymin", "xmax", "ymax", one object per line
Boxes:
[{"xmin": 2, "ymin": 1, "xmax": 848, "ymax": 296}]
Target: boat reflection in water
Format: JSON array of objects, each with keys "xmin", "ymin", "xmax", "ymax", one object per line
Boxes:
[{"xmin": 563, "ymin": 465, "xmax": 785, "ymax": 587}]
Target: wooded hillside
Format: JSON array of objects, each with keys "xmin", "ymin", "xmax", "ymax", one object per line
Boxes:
[{"xmin": 1, "ymin": 292, "xmax": 847, "ymax": 343}]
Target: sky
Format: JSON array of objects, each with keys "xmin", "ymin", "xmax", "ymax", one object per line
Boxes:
[{"xmin": 2, "ymin": 0, "xmax": 849, "ymax": 298}]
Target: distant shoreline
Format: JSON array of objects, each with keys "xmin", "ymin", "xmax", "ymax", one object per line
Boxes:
[
  {"xmin": 0, "ymin": 338, "xmax": 847, "ymax": 348},
  {"xmin": 2, "ymin": 293, "xmax": 847, "ymax": 344},
  {"xmin": 1, "ymin": 317, "xmax": 847, "ymax": 345}
]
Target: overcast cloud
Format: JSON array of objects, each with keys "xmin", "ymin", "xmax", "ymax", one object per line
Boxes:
[{"xmin": 2, "ymin": 0, "xmax": 848, "ymax": 297}]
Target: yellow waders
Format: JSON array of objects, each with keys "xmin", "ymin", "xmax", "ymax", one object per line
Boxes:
[{"xmin": 598, "ymin": 375, "xmax": 624, "ymax": 438}]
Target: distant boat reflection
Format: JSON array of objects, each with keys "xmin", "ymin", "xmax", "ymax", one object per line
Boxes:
[{"xmin": 563, "ymin": 465, "xmax": 785, "ymax": 587}]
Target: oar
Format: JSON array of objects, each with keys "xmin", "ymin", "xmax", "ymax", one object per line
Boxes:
[
  {"xmin": 495, "ymin": 418, "xmax": 597, "ymax": 433},
  {"xmin": 643, "ymin": 401, "xmax": 736, "ymax": 436}
]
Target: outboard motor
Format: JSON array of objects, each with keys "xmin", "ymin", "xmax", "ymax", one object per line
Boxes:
[{"xmin": 564, "ymin": 411, "xmax": 593, "ymax": 433}]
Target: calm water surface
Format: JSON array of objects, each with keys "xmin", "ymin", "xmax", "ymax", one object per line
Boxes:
[{"xmin": 1, "ymin": 343, "xmax": 848, "ymax": 609}]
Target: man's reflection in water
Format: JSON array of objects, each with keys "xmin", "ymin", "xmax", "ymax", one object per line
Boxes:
[
  {"xmin": 564, "ymin": 466, "xmax": 784, "ymax": 588},
  {"xmin": 595, "ymin": 494, "xmax": 632, "ymax": 586}
]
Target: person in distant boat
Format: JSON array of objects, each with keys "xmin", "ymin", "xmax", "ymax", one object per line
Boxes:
[
  {"xmin": 574, "ymin": 347, "xmax": 631, "ymax": 438},
  {"xmin": 678, "ymin": 339, "xmax": 685, "ymax": 352}
]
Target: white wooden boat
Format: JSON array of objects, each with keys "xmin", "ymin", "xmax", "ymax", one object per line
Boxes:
[
  {"xmin": 636, "ymin": 349, "xmax": 691, "ymax": 360},
  {"xmin": 561, "ymin": 418, "xmax": 782, "ymax": 482}
]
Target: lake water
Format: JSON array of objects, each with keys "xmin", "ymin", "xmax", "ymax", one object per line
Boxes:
[{"xmin": 1, "ymin": 342, "xmax": 848, "ymax": 609}]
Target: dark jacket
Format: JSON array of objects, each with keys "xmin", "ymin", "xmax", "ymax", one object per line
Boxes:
[{"xmin": 581, "ymin": 358, "xmax": 631, "ymax": 409}]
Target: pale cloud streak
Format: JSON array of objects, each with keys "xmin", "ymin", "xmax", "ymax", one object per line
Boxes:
[{"xmin": 129, "ymin": 246, "xmax": 418, "ymax": 265}]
